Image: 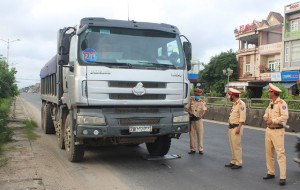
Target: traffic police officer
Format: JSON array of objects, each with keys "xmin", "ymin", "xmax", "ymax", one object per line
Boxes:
[
  {"xmin": 225, "ymin": 88, "xmax": 246, "ymax": 169},
  {"xmin": 185, "ymin": 88, "xmax": 207, "ymax": 154},
  {"xmin": 263, "ymin": 83, "xmax": 288, "ymax": 186}
]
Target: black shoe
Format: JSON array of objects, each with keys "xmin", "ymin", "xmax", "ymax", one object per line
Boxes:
[
  {"xmin": 199, "ymin": 151, "xmax": 203, "ymax": 155},
  {"xmin": 279, "ymin": 179, "xmax": 286, "ymax": 186},
  {"xmin": 225, "ymin": 163, "xmax": 234, "ymax": 167},
  {"xmin": 263, "ymin": 174, "xmax": 275, "ymax": 180},
  {"xmin": 231, "ymin": 165, "xmax": 242, "ymax": 169},
  {"xmin": 188, "ymin": 151, "xmax": 196, "ymax": 154}
]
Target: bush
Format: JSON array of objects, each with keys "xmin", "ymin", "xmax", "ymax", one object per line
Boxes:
[
  {"xmin": 261, "ymin": 83, "xmax": 293, "ymax": 100},
  {"xmin": 206, "ymin": 90, "xmax": 223, "ymax": 97},
  {"xmin": 0, "ymin": 98, "xmax": 13, "ymax": 153}
]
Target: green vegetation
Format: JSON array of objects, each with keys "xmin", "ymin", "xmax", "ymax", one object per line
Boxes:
[
  {"xmin": 0, "ymin": 98, "xmax": 13, "ymax": 153},
  {"xmin": 0, "ymin": 61, "xmax": 19, "ymax": 98},
  {"xmin": 261, "ymin": 83, "xmax": 292, "ymax": 99},
  {"xmin": 198, "ymin": 49, "xmax": 238, "ymax": 95},
  {"xmin": 0, "ymin": 60, "xmax": 19, "ymax": 159},
  {"xmin": 23, "ymin": 120, "xmax": 39, "ymax": 140},
  {"xmin": 0, "ymin": 157, "xmax": 8, "ymax": 167}
]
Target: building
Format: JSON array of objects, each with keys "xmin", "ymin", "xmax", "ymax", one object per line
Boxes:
[
  {"xmin": 283, "ymin": 1, "xmax": 300, "ymax": 95},
  {"xmin": 233, "ymin": 12, "xmax": 285, "ymax": 97},
  {"xmin": 232, "ymin": 3, "xmax": 300, "ymax": 97}
]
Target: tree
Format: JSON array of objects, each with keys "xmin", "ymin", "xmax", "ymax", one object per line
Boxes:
[
  {"xmin": 0, "ymin": 61, "xmax": 19, "ymax": 98},
  {"xmin": 198, "ymin": 49, "xmax": 238, "ymax": 96}
]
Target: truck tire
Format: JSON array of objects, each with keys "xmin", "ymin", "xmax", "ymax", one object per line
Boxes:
[
  {"xmin": 41, "ymin": 103, "xmax": 45, "ymax": 130},
  {"xmin": 57, "ymin": 108, "xmax": 68, "ymax": 149},
  {"xmin": 56, "ymin": 116, "xmax": 65, "ymax": 149},
  {"xmin": 146, "ymin": 135, "xmax": 171, "ymax": 156},
  {"xmin": 64, "ymin": 114, "xmax": 85, "ymax": 162},
  {"xmin": 42, "ymin": 104, "xmax": 55, "ymax": 134}
]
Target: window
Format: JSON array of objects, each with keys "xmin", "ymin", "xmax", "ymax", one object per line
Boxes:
[
  {"xmin": 268, "ymin": 59, "xmax": 280, "ymax": 72},
  {"xmin": 285, "ymin": 46, "xmax": 289, "ymax": 63},
  {"xmin": 78, "ymin": 27, "xmax": 185, "ymax": 69},
  {"xmin": 245, "ymin": 62, "xmax": 250, "ymax": 72},
  {"xmin": 268, "ymin": 60, "xmax": 274, "ymax": 71},
  {"xmin": 274, "ymin": 59, "xmax": 280, "ymax": 71},
  {"xmin": 291, "ymin": 43, "xmax": 300, "ymax": 62},
  {"xmin": 290, "ymin": 20, "xmax": 299, "ymax": 32}
]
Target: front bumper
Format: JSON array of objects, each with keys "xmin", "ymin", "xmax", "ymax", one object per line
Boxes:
[{"xmin": 75, "ymin": 123, "xmax": 188, "ymax": 138}]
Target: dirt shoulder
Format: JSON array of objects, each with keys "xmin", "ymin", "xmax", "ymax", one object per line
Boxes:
[{"xmin": 0, "ymin": 97, "xmax": 44, "ymax": 190}]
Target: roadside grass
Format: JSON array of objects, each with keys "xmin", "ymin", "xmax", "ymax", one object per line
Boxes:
[
  {"xmin": 0, "ymin": 157, "xmax": 8, "ymax": 167},
  {"xmin": 23, "ymin": 119, "xmax": 39, "ymax": 140}
]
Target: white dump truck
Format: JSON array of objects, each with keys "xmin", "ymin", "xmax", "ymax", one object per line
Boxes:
[{"xmin": 40, "ymin": 17, "xmax": 192, "ymax": 162}]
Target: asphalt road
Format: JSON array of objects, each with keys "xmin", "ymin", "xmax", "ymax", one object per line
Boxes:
[{"xmin": 21, "ymin": 93, "xmax": 299, "ymax": 190}]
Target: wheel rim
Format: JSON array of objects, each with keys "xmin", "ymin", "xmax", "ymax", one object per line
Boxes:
[
  {"xmin": 57, "ymin": 122, "xmax": 62, "ymax": 142},
  {"xmin": 65, "ymin": 122, "xmax": 71, "ymax": 152}
]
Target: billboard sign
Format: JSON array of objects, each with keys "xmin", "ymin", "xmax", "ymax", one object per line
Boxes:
[{"xmin": 281, "ymin": 71, "xmax": 299, "ymax": 81}]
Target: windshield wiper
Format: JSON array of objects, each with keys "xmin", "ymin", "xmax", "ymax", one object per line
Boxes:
[{"xmin": 138, "ymin": 61, "xmax": 177, "ymax": 69}]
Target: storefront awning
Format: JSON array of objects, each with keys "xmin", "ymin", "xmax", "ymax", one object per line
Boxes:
[{"xmin": 263, "ymin": 82, "xmax": 296, "ymax": 89}]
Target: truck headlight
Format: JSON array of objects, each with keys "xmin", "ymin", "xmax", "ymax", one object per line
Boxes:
[
  {"xmin": 173, "ymin": 114, "xmax": 189, "ymax": 123},
  {"xmin": 77, "ymin": 116, "xmax": 106, "ymax": 125}
]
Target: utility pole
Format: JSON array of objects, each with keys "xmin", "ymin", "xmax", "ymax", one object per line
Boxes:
[
  {"xmin": 0, "ymin": 38, "xmax": 21, "ymax": 67},
  {"xmin": 223, "ymin": 68, "xmax": 233, "ymax": 92}
]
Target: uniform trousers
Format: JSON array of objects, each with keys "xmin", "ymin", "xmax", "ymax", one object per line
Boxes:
[
  {"xmin": 228, "ymin": 127, "xmax": 243, "ymax": 166},
  {"xmin": 265, "ymin": 127, "xmax": 286, "ymax": 179},
  {"xmin": 189, "ymin": 119, "xmax": 203, "ymax": 151}
]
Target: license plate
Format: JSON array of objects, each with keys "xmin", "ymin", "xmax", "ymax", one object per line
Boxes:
[{"xmin": 129, "ymin": 126, "xmax": 152, "ymax": 132}]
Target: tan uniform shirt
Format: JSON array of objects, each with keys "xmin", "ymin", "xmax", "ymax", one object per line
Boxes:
[
  {"xmin": 263, "ymin": 97, "xmax": 288, "ymax": 126},
  {"xmin": 228, "ymin": 99, "xmax": 246, "ymax": 124},
  {"xmin": 185, "ymin": 97, "xmax": 207, "ymax": 118}
]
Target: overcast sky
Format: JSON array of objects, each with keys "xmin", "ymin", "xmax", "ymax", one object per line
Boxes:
[{"xmin": 0, "ymin": 0, "xmax": 294, "ymax": 88}]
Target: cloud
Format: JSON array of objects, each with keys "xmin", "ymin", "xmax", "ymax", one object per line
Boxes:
[{"xmin": 0, "ymin": 0, "xmax": 291, "ymax": 88}]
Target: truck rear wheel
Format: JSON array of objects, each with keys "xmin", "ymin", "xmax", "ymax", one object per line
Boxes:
[
  {"xmin": 146, "ymin": 136, "xmax": 171, "ymax": 156},
  {"xmin": 64, "ymin": 114, "xmax": 85, "ymax": 162},
  {"xmin": 42, "ymin": 103, "xmax": 55, "ymax": 134}
]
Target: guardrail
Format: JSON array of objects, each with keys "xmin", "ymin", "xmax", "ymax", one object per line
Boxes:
[
  {"xmin": 204, "ymin": 97, "xmax": 300, "ymax": 112},
  {"xmin": 203, "ymin": 96, "xmax": 300, "ymax": 132}
]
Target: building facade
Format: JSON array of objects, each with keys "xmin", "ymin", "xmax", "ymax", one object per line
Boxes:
[
  {"xmin": 282, "ymin": 2, "xmax": 300, "ymax": 95},
  {"xmin": 234, "ymin": 6, "xmax": 300, "ymax": 97},
  {"xmin": 234, "ymin": 12, "xmax": 283, "ymax": 96}
]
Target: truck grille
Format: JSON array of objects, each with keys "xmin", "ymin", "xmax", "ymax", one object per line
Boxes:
[
  {"xmin": 120, "ymin": 118, "xmax": 160, "ymax": 125},
  {"xmin": 109, "ymin": 81, "xmax": 166, "ymax": 88},
  {"xmin": 110, "ymin": 94, "xmax": 165, "ymax": 100},
  {"xmin": 115, "ymin": 108, "xmax": 159, "ymax": 113}
]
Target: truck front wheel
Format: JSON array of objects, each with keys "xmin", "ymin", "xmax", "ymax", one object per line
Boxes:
[
  {"xmin": 146, "ymin": 136, "xmax": 171, "ymax": 156},
  {"xmin": 64, "ymin": 114, "xmax": 85, "ymax": 162}
]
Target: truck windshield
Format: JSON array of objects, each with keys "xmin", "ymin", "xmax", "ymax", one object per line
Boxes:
[{"xmin": 78, "ymin": 27, "xmax": 185, "ymax": 69}]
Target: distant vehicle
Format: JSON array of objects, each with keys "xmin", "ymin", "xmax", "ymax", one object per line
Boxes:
[
  {"xmin": 294, "ymin": 133, "xmax": 300, "ymax": 166},
  {"xmin": 40, "ymin": 17, "xmax": 192, "ymax": 162}
]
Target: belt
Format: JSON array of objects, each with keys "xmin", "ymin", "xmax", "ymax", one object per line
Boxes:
[
  {"xmin": 229, "ymin": 124, "xmax": 239, "ymax": 129},
  {"xmin": 268, "ymin": 124, "xmax": 283, "ymax": 129}
]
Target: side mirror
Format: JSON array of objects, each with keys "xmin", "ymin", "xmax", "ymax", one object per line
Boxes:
[
  {"xmin": 77, "ymin": 24, "xmax": 88, "ymax": 35},
  {"xmin": 183, "ymin": 42, "xmax": 192, "ymax": 71},
  {"xmin": 57, "ymin": 28, "xmax": 71, "ymax": 65}
]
